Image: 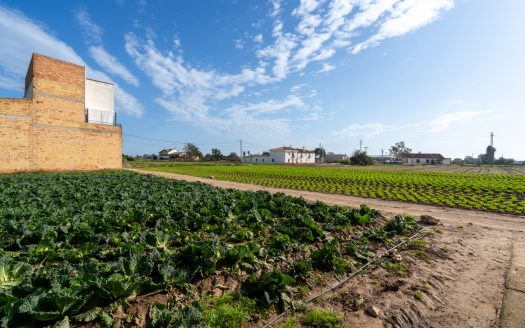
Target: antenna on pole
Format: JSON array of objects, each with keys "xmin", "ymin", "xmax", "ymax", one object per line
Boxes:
[
  {"xmin": 238, "ymin": 139, "xmax": 243, "ymax": 160},
  {"xmin": 364, "ymin": 146, "xmax": 368, "ymax": 153},
  {"xmin": 490, "ymin": 132, "xmax": 494, "ymax": 147},
  {"xmin": 359, "ymin": 139, "xmax": 362, "ymax": 151}
]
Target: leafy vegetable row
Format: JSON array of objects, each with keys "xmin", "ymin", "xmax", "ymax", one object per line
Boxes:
[
  {"xmin": 0, "ymin": 171, "xmax": 416, "ymax": 327},
  {"xmin": 144, "ymin": 164, "xmax": 525, "ymax": 215}
]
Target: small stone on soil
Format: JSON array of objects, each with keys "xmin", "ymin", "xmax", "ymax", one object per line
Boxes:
[
  {"xmin": 365, "ymin": 304, "xmax": 380, "ymax": 317},
  {"xmin": 420, "ymin": 215, "xmax": 442, "ymax": 226}
]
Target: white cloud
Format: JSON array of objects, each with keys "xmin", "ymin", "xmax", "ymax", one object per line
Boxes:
[
  {"xmin": 0, "ymin": 5, "xmax": 143, "ymax": 117},
  {"xmin": 89, "ymin": 46, "xmax": 140, "ymax": 87},
  {"xmin": 253, "ymin": 34, "xmax": 264, "ymax": 43},
  {"xmin": 119, "ymin": 0, "xmax": 455, "ymax": 129},
  {"xmin": 423, "ymin": 111, "xmax": 490, "ymax": 132},
  {"xmin": 225, "ymin": 95, "xmax": 303, "ymax": 116},
  {"xmin": 75, "ymin": 8, "xmax": 103, "ymax": 45},
  {"xmin": 319, "ymin": 63, "xmax": 335, "ymax": 73},
  {"xmin": 351, "ymin": 0, "xmax": 454, "ymax": 54},
  {"xmin": 75, "ymin": 9, "xmax": 140, "ymax": 88},
  {"xmin": 234, "ymin": 39, "xmax": 245, "ymax": 49},
  {"xmin": 334, "ymin": 123, "xmax": 389, "ymax": 139}
]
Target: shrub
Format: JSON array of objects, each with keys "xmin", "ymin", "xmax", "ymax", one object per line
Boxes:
[{"xmin": 349, "ymin": 150, "xmax": 374, "ymax": 166}]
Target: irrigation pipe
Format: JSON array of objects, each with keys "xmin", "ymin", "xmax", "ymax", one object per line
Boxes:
[{"xmin": 262, "ymin": 230, "xmax": 425, "ymax": 328}]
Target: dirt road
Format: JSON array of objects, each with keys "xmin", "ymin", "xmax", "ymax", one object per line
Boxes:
[{"xmin": 130, "ymin": 169, "xmax": 525, "ymax": 327}]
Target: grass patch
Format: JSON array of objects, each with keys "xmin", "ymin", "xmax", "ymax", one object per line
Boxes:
[
  {"xmin": 202, "ymin": 293, "xmax": 258, "ymax": 328},
  {"xmin": 302, "ymin": 309, "xmax": 342, "ymax": 328},
  {"xmin": 412, "ymin": 289, "xmax": 424, "ymax": 300},
  {"xmin": 410, "ymin": 239, "xmax": 429, "ymax": 247},
  {"xmin": 280, "ymin": 316, "xmax": 297, "ymax": 328},
  {"xmin": 384, "ymin": 262, "xmax": 409, "ymax": 277}
]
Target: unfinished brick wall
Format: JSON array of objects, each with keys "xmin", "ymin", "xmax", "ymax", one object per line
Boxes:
[{"xmin": 0, "ymin": 53, "xmax": 122, "ymax": 173}]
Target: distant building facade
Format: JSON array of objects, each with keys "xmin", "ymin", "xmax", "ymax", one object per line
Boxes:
[
  {"xmin": 401, "ymin": 153, "xmax": 451, "ymax": 165},
  {"xmin": 325, "ymin": 152, "xmax": 348, "ymax": 163},
  {"xmin": 159, "ymin": 148, "xmax": 186, "ymax": 160},
  {"xmin": 242, "ymin": 146, "xmax": 315, "ymax": 164}
]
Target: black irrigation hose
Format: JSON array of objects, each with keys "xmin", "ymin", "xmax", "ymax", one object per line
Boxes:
[{"xmin": 262, "ymin": 230, "xmax": 425, "ymax": 328}]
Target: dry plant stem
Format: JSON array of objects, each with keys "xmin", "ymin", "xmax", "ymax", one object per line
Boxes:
[{"xmin": 262, "ymin": 231, "xmax": 424, "ymax": 328}]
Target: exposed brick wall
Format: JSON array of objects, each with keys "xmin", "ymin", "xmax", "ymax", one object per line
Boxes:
[{"xmin": 0, "ymin": 53, "xmax": 122, "ymax": 173}]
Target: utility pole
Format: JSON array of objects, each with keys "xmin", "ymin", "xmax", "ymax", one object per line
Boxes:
[
  {"xmin": 238, "ymin": 139, "xmax": 243, "ymax": 159},
  {"xmin": 359, "ymin": 139, "xmax": 362, "ymax": 151},
  {"xmin": 490, "ymin": 132, "xmax": 494, "ymax": 147},
  {"xmin": 381, "ymin": 148, "xmax": 384, "ymax": 163},
  {"xmin": 319, "ymin": 143, "xmax": 323, "ymax": 163}
]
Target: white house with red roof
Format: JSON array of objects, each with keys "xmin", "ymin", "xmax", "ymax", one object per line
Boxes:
[{"xmin": 241, "ymin": 146, "xmax": 315, "ymax": 164}]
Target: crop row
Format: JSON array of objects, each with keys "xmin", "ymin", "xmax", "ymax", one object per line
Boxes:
[
  {"xmin": 146, "ymin": 165, "xmax": 525, "ymax": 215},
  {"xmin": 0, "ymin": 171, "xmax": 417, "ymax": 327}
]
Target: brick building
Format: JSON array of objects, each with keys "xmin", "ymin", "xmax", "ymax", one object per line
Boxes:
[{"xmin": 0, "ymin": 53, "xmax": 122, "ymax": 173}]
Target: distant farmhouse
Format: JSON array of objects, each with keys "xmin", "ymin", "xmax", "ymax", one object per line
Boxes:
[
  {"xmin": 159, "ymin": 148, "xmax": 186, "ymax": 161},
  {"xmin": 0, "ymin": 53, "xmax": 121, "ymax": 173},
  {"xmin": 401, "ymin": 153, "xmax": 451, "ymax": 165},
  {"xmin": 325, "ymin": 152, "xmax": 348, "ymax": 163},
  {"xmin": 242, "ymin": 146, "xmax": 315, "ymax": 164}
]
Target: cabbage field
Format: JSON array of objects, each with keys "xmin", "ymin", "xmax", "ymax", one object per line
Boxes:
[
  {"xmin": 0, "ymin": 171, "xmax": 419, "ymax": 327},
  {"xmin": 143, "ymin": 164, "xmax": 525, "ymax": 215}
]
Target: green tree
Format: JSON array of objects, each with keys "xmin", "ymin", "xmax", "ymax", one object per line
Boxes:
[
  {"xmin": 389, "ymin": 141, "xmax": 412, "ymax": 160},
  {"xmin": 210, "ymin": 148, "xmax": 224, "ymax": 161},
  {"xmin": 315, "ymin": 147, "xmax": 326, "ymax": 162},
  {"xmin": 184, "ymin": 143, "xmax": 203, "ymax": 160},
  {"xmin": 227, "ymin": 152, "xmax": 240, "ymax": 162},
  {"xmin": 485, "ymin": 145, "xmax": 496, "ymax": 164},
  {"xmin": 349, "ymin": 150, "xmax": 374, "ymax": 166}
]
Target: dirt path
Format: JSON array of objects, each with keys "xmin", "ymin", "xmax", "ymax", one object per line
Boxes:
[
  {"xmin": 130, "ymin": 169, "xmax": 525, "ymax": 327},
  {"xmin": 129, "ymin": 169, "xmax": 525, "ymax": 232}
]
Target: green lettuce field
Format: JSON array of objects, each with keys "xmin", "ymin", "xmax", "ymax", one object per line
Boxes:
[
  {"xmin": 141, "ymin": 164, "xmax": 525, "ymax": 215},
  {"xmin": 0, "ymin": 171, "xmax": 418, "ymax": 327}
]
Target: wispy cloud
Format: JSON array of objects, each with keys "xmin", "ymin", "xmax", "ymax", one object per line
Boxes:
[
  {"xmin": 351, "ymin": 0, "xmax": 454, "ymax": 54},
  {"xmin": 74, "ymin": 8, "xmax": 103, "ymax": 45},
  {"xmin": 334, "ymin": 123, "xmax": 390, "ymax": 139},
  {"xmin": 75, "ymin": 9, "xmax": 140, "ymax": 87},
  {"xmin": 224, "ymin": 95, "xmax": 303, "ymax": 116},
  {"xmin": 123, "ymin": 0, "xmax": 454, "ymax": 130},
  {"xmin": 89, "ymin": 46, "xmax": 140, "ymax": 87},
  {"xmin": 319, "ymin": 63, "xmax": 335, "ymax": 73},
  {"xmin": 420, "ymin": 111, "xmax": 490, "ymax": 132},
  {"xmin": 253, "ymin": 34, "xmax": 264, "ymax": 43},
  {"xmin": 0, "ymin": 5, "xmax": 143, "ymax": 117}
]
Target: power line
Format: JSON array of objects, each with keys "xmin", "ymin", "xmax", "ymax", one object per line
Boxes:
[{"xmin": 123, "ymin": 133, "xmax": 237, "ymax": 146}]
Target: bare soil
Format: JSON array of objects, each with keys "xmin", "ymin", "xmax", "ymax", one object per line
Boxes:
[
  {"xmin": 130, "ymin": 169, "xmax": 525, "ymax": 327},
  {"xmin": 288, "ymin": 224, "xmax": 511, "ymax": 328}
]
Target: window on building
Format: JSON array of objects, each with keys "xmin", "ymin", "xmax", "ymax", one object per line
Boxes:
[
  {"xmin": 272, "ymin": 158, "xmax": 275, "ymax": 163},
  {"xmin": 416, "ymin": 159, "xmax": 420, "ymax": 163},
  {"xmin": 426, "ymin": 159, "xmax": 430, "ymax": 164},
  {"xmin": 256, "ymin": 158, "xmax": 258, "ymax": 162},
  {"xmin": 263, "ymin": 158, "xmax": 265, "ymax": 162}
]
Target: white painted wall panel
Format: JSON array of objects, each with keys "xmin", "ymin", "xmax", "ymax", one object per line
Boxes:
[{"xmin": 85, "ymin": 79, "xmax": 114, "ymax": 112}]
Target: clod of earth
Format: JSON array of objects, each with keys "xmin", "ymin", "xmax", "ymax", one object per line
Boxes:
[{"xmin": 420, "ymin": 215, "xmax": 442, "ymax": 226}]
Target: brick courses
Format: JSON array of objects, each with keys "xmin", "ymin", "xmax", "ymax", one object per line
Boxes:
[{"xmin": 0, "ymin": 53, "xmax": 122, "ymax": 173}]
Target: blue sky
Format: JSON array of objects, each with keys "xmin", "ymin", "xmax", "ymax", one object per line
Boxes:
[{"xmin": 1, "ymin": 0, "xmax": 524, "ymax": 159}]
